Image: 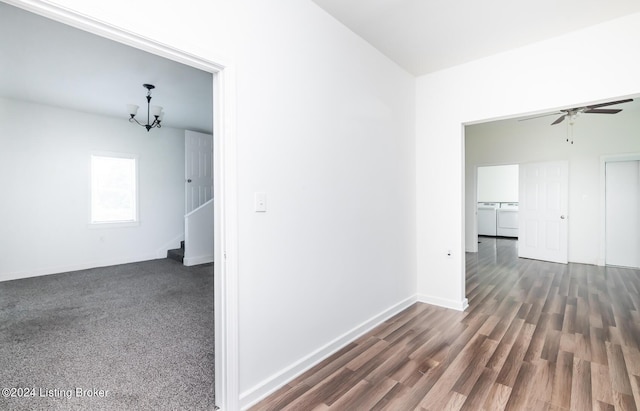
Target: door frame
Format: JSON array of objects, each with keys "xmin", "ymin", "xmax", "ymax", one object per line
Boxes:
[
  {"xmin": 470, "ymin": 163, "xmax": 521, "ymax": 251},
  {"xmin": 4, "ymin": 1, "xmax": 240, "ymax": 409},
  {"xmin": 599, "ymin": 153, "xmax": 640, "ymax": 266}
]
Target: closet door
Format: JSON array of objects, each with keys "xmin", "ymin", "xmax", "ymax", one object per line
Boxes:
[
  {"xmin": 606, "ymin": 160, "xmax": 640, "ymax": 268},
  {"xmin": 518, "ymin": 161, "xmax": 569, "ymax": 264}
]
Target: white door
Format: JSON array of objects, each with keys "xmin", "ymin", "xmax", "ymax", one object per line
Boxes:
[
  {"xmin": 185, "ymin": 130, "xmax": 213, "ymax": 213},
  {"xmin": 518, "ymin": 161, "xmax": 569, "ymax": 263},
  {"xmin": 606, "ymin": 160, "xmax": 640, "ymax": 268}
]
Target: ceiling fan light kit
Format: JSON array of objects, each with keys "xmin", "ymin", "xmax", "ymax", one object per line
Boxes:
[
  {"xmin": 567, "ymin": 114, "xmax": 577, "ymax": 144},
  {"xmin": 127, "ymin": 84, "xmax": 164, "ymax": 132}
]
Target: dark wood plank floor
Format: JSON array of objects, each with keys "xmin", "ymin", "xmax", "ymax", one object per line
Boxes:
[{"xmin": 250, "ymin": 238, "xmax": 640, "ymax": 410}]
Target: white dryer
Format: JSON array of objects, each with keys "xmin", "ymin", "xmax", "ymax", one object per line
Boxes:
[
  {"xmin": 497, "ymin": 202, "xmax": 519, "ymax": 237},
  {"xmin": 477, "ymin": 202, "xmax": 498, "ymax": 236}
]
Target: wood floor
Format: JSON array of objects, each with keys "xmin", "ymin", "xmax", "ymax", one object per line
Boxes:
[{"xmin": 250, "ymin": 237, "xmax": 640, "ymax": 410}]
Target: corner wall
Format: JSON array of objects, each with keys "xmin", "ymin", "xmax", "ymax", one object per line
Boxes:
[{"xmin": 0, "ymin": 97, "xmax": 185, "ymax": 281}]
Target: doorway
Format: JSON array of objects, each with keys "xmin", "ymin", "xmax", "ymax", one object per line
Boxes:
[
  {"xmin": 465, "ymin": 95, "xmax": 639, "ymax": 307},
  {"xmin": 3, "ymin": 1, "xmax": 236, "ymax": 409},
  {"xmin": 476, "ymin": 164, "xmax": 520, "ymax": 239},
  {"xmin": 604, "ymin": 157, "xmax": 640, "ymax": 268}
]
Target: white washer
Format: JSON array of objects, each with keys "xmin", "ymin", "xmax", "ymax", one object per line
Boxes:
[
  {"xmin": 497, "ymin": 202, "xmax": 519, "ymax": 237},
  {"xmin": 478, "ymin": 202, "xmax": 498, "ymax": 236}
]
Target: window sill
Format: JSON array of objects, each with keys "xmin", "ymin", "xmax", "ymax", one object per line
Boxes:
[{"xmin": 88, "ymin": 221, "xmax": 140, "ymax": 229}]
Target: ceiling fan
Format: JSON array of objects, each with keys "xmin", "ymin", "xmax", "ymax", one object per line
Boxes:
[{"xmin": 521, "ymin": 98, "xmax": 634, "ymax": 125}]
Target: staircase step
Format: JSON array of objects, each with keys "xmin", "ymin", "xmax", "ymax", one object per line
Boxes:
[{"xmin": 167, "ymin": 247, "xmax": 184, "ymax": 263}]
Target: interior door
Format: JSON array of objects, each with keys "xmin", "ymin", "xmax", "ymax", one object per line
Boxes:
[
  {"xmin": 606, "ymin": 160, "xmax": 640, "ymax": 268},
  {"xmin": 185, "ymin": 130, "xmax": 214, "ymax": 213},
  {"xmin": 518, "ymin": 161, "xmax": 569, "ymax": 263}
]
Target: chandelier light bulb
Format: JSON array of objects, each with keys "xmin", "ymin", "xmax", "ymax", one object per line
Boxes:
[
  {"xmin": 126, "ymin": 104, "xmax": 139, "ymax": 117},
  {"xmin": 150, "ymin": 105, "xmax": 163, "ymax": 118}
]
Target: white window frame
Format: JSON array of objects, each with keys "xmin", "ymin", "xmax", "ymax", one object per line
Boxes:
[{"xmin": 89, "ymin": 152, "xmax": 139, "ymax": 228}]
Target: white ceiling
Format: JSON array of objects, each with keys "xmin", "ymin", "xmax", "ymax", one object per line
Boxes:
[
  {"xmin": 0, "ymin": 2, "xmax": 213, "ymax": 134},
  {"xmin": 2, "ymin": 1, "xmax": 639, "ymax": 132},
  {"xmin": 312, "ymin": 0, "xmax": 640, "ymax": 76}
]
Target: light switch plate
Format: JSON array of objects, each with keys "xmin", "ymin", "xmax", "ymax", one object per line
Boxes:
[{"xmin": 254, "ymin": 192, "xmax": 267, "ymax": 212}]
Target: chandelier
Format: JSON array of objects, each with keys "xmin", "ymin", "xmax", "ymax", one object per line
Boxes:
[{"xmin": 126, "ymin": 84, "xmax": 163, "ymax": 132}]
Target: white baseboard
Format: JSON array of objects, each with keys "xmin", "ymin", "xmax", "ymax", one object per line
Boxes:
[
  {"xmin": 417, "ymin": 294, "xmax": 469, "ymax": 311},
  {"xmin": 183, "ymin": 254, "xmax": 214, "ymax": 266},
  {"xmin": 0, "ymin": 254, "xmax": 163, "ymax": 283},
  {"xmin": 239, "ymin": 295, "xmax": 417, "ymax": 410}
]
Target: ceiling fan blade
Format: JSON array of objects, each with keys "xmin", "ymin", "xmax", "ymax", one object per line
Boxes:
[
  {"xmin": 586, "ymin": 98, "xmax": 633, "ymax": 110},
  {"xmin": 551, "ymin": 115, "xmax": 566, "ymax": 125},
  {"xmin": 518, "ymin": 112, "xmax": 562, "ymax": 121},
  {"xmin": 583, "ymin": 108, "xmax": 623, "ymax": 114}
]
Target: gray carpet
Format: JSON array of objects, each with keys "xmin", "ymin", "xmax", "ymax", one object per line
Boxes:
[{"xmin": 0, "ymin": 259, "xmax": 215, "ymax": 411}]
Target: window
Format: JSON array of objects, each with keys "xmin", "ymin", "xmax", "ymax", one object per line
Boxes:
[{"xmin": 90, "ymin": 153, "xmax": 138, "ymax": 225}]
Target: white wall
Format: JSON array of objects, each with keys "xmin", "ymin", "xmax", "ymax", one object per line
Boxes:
[
  {"xmin": 0, "ymin": 97, "xmax": 185, "ymax": 281},
  {"xmin": 477, "ymin": 165, "xmax": 518, "ymax": 203},
  {"xmin": 233, "ymin": 3, "xmax": 416, "ymax": 404},
  {"xmin": 466, "ymin": 104, "xmax": 640, "ymax": 261},
  {"xmin": 416, "ymin": 12, "xmax": 640, "ymax": 310},
  {"xmin": 29, "ymin": 0, "xmax": 417, "ymax": 407}
]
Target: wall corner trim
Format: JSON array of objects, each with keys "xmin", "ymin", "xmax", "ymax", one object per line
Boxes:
[
  {"xmin": 417, "ymin": 294, "xmax": 469, "ymax": 311},
  {"xmin": 183, "ymin": 255, "xmax": 214, "ymax": 266}
]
